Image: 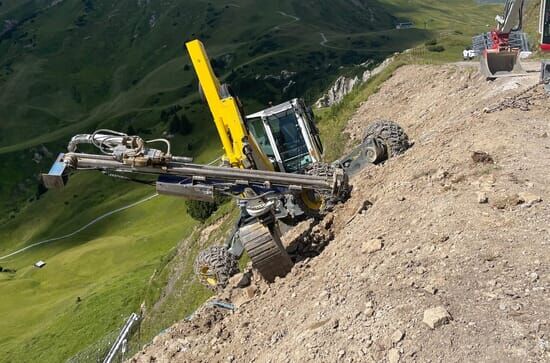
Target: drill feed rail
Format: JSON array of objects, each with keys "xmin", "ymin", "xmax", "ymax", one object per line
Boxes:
[{"xmin": 44, "ymin": 152, "xmax": 345, "ymax": 197}]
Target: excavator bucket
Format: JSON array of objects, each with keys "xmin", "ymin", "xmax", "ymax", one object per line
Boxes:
[{"xmin": 480, "ymin": 49, "xmax": 526, "ymax": 79}]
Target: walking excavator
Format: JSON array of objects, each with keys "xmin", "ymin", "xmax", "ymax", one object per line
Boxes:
[
  {"xmin": 42, "ymin": 40, "xmax": 410, "ymax": 289},
  {"xmin": 474, "ymin": 0, "xmax": 550, "ymax": 79}
]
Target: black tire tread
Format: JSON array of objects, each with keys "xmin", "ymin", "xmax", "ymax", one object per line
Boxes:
[
  {"xmin": 364, "ymin": 120, "xmax": 410, "ymax": 158},
  {"xmin": 194, "ymin": 246, "xmax": 239, "ymax": 290}
]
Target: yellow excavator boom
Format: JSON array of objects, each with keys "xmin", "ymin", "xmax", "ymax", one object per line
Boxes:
[{"xmin": 185, "ymin": 39, "xmax": 273, "ymax": 171}]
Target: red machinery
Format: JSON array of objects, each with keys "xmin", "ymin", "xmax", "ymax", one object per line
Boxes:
[{"xmin": 480, "ymin": 0, "xmax": 527, "ymax": 78}]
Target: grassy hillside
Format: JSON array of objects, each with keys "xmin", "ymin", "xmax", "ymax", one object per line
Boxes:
[
  {"xmin": 0, "ymin": 0, "xmax": 425, "ymax": 216},
  {"xmin": 0, "ymin": 0, "xmax": 500, "ymax": 362}
]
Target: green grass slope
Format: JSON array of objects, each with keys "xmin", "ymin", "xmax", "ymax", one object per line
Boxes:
[
  {"xmin": 0, "ymin": 0, "xmax": 420, "ymax": 216},
  {"xmin": 0, "ymin": 0, "xmax": 500, "ymax": 361}
]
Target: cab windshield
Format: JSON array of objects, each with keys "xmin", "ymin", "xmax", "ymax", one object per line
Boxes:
[{"xmin": 266, "ymin": 110, "xmax": 311, "ymax": 172}]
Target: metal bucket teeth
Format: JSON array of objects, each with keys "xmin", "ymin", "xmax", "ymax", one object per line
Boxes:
[{"xmin": 480, "ymin": 50, "xmax": 526, "ymax": 79}]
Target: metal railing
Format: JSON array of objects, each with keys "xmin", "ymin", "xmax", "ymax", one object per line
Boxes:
[
  {"xmin": 66, "ymin": 313, "xmax": 141, "ymax": 363},
  {"xmin": 103, "ymin": 313, "xmax": 141, "ymax": 363}
]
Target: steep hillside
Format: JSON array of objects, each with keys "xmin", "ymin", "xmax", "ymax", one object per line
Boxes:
[
  {"xmin": 131, "ymin": 63, "xmax": 550, "ymax": 362},
  {"xmin": 0, "ymin": 1, "xmax": 502, "ymax": 361}
]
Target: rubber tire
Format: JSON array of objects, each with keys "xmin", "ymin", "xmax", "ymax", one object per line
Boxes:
[
  {"xmin": 240, "ymin": 222, "xmax": 293, "ymax": 282},
  {"xmin": 194, "ymin": 246, "xmax": 239, "ymax": 290},
  {"xmin": 363, "ymin": 120, "xmax": 410, "ymax": 159}
]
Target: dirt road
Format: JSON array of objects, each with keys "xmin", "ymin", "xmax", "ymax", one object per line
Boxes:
[{"xmin": 130, "ymin": 63, "xmax": 549, "ymax": 363}]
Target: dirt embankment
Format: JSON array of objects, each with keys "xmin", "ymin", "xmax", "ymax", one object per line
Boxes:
[{"xmin": 131, "ymin": 63, "xmax": 550, "ymax": 363}]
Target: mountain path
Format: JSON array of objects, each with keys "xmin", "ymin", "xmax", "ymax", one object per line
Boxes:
[{"xmin": 0, "ymin": 194, "xmax": 159, "ymax": 261}]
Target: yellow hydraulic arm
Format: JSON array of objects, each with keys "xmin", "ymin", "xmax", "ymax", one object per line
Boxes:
[{"xmin": 185, "ymin": 40, "xmax": 273, "ymax": 171}]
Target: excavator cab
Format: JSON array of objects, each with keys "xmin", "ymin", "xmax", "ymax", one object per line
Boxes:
[{"xmin": 246, "ymin": 99, "xmax": 323, "ymax": 173}]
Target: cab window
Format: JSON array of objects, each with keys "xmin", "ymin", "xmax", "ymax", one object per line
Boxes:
[
  {"xmin": 266, "ymin": 110, "xmax": 312, "ymax": 172},
  {"xmin": 246, "ymin": 117, "xmax": 275, "ymax": 158}
]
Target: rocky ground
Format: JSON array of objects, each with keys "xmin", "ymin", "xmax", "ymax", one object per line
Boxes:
[{"xmin": 130, "ymin": 63, "xmax": 550, "ymax": 363}]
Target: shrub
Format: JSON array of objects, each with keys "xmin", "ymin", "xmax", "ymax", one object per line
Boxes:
[
  {"xmin": 168, "ymin": 113, "xmax": 193, "ymax": 135},
  {"xmin": 126, "ymin": 125, "xmax": 137, "ymax": 135},
  {"xmin": 428, "ymin": 45, "xmax": 445, "ymax": 52},
  {"xmin": 185, "ymin": 200, "xmax": 217, "ymax": 221},
  {"xmin": 36, "ymin": 182, "xmax": 48, "ymax": 200},
  {"xmin": 425, "ymin": 39, "xmax": 437, "ymax": 46},
  {"xmin": 185, "ymin": 195, "xmax": 229, "ymax": 222}
]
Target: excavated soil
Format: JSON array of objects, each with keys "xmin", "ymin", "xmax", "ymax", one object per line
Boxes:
[{"xmin": 130, "ymin": 63, "xmax": 550, "ymax": 363}]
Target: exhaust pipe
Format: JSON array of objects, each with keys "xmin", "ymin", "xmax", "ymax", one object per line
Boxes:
[{"xmin": 480, "ymin": 49, "xmax": 526, "ymax": 79}]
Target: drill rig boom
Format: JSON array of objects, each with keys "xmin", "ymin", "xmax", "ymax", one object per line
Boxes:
[
  {"xmin": 42, "ymin": 131, "xmax": 348, "ymax": 209},
  {"xmin": 185, "ymin": 40, "xmax": 273, "ymax": 171}
]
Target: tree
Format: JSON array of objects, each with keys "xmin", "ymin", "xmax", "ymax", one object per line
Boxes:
[
  {"xmin": 127, "ymin": 125, "xmax": 137, "ymax": 135},
  {"xmin": 169, "ymin": 114, "xmax": 182, "ymax": 134},
  {"xmin": 160, "ymin": 110, "xmax": 168, "ymax": 122},
  {"xmin": 168, "ymin": 113, "xmax": 193, "ymax": 135},
  {"xmin": 179, "ymin": 114, "xmax": 193, "ymax": 135},
  {"xmin": 185, "ymin": 195, "xmax": 229, "ymax": 222},
  {"xmin": 427, "ymin": 45, "xmax": 445, "ymax": 52},
  {"xmin": 185, "ymin": 200, "xmax": 218, "ymax": 222}
]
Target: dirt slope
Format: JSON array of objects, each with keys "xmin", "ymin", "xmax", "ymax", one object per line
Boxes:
[{"xmin": 131, "ymin": 63, "xmax": 550, "ymax": 363}]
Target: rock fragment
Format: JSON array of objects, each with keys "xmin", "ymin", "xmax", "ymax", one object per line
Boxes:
[
  {"xmin": 228, "ymin": 272, "xmax": 252, "ymax": 289},
  {"xmin": 423, "ymin": 285, "xmax": 437, "ymax": 295},
  {"xmin": 476, "ymin": 191, "xmax": 488, "ymax": 204},
  {"xmin": 518, "ymin": 192, "xmax": 542, "ymax": 206},
  {"xmin": 490, "ymin": 194, "xmax": 520, "ymax": 209},
  {"xmin": 362, "ymin": 239, "xmax": 383, "ymax": 254},
  {"xmin": 391, "ymin": 329, "xmax": 405, "ymax": 344},
  {"xmin": 364, "ymin": 308, "xmax": 375, "ymax": 317},
  {"xmin": 471, "ymin": 151, "xmax": 494, "ymax": 164},
  {"xmin": 387, "ymin": 348, "xmax": 400, "ymax": 363},
  {"xmin": 423, "ymin": 306, "xmax": 452, "ymax": 329},
  {"xmin": 244, "ymin": 285, "xmax": 257, "ymax": 299}
]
